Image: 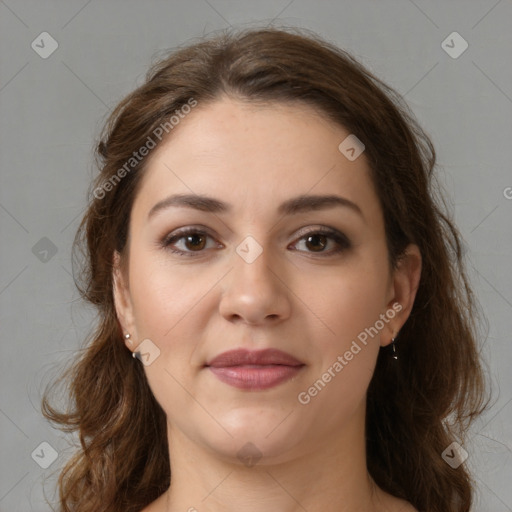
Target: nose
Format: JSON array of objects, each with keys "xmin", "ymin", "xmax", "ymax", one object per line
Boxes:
[{"xmin": 218, "ymin": 241, "xmax": 292, "ymax": 326}]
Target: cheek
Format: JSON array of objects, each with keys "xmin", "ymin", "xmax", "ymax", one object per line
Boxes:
[
  {"xmin": 296, "ymin": 253, "xmax": 389, "ymax": 397},
  {"xmin": 294, "ymin": 313, "xmax": 382, "ymax": 426},
  {"xmin": 302, "ymin": 254, "xmax": 389, "ymax": 347},
  {"xmin": 127, "ymin": 254, "xmax": 213, "ymax": 410},
  {"xmin": 129, "ymin": 250, "xmax": 214, "ymax": 340}
]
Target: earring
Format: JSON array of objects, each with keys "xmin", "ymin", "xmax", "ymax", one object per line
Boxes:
[
  {"xmin": 391, "ymin": 337, "xmax": 398, "ymax": 360},
  {"xmin": 124, "ymin": 333, "xmax": 140, "ymax": 360}
]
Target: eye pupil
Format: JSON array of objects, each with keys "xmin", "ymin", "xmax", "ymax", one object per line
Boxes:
[
  {"xmin": 306, "ymin": 234, "xmax": 327, "ymax": 252},
  {"xmin": 185, "ymin": 234, "xmax": 206, "ymax": 250}
]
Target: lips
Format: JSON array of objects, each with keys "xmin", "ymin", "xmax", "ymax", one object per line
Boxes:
[
  {"xmin": 205, "ymin": 348, "xmax": 305, "ymax": 390},
  {"xmin": 206, "ymin": 348, "xmax": 304, "ymax": 367}
]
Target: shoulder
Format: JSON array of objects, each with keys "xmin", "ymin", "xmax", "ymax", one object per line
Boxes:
[
  {"xmin": 379, "ymin": 492, "xmax": 419, "ymax": 512},
  {"xmin": 139, "ymin": 492, "xmax": 167, "ymax": 512}
]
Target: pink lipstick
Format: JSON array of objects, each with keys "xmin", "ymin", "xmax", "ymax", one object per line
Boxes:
[{"xmin": 205, "ymin": 348, "xmax": 304, "ymax": 390}]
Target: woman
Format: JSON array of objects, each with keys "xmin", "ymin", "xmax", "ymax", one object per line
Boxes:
[{"xmin": 43, "ymin": 27, "xmax": 489, "ymax": 512}]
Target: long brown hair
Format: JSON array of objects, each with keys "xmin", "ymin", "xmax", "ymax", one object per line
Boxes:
[{"xmin": 42, "ymin": 27, "xmax": 490, "ymax": 512}]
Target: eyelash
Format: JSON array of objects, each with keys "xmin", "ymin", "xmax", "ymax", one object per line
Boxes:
[{"xmin": 160, "ymin": 226, "xmax": 351, "ymax": 258}]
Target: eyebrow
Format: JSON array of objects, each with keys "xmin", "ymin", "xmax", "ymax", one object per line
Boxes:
[{"xmin": 147, "ymin": 193, "xmax": 364, "ymax": 220}]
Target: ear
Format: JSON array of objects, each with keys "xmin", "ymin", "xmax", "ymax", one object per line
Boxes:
[
  {"xmin": 112, "ymin": 250, "xmax": 137, "ymax": 349},
  {"xmin": 381, "ymin": 243, "xmax": 422, "ymax": 347}
]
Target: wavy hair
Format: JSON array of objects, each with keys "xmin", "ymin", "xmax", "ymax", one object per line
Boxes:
[{"xmin": 42, "ymin": 27, "xmax": 490, "ymax": 512}]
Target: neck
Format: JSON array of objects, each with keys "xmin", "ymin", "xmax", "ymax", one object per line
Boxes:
[{"xmin": 162, "ymin": 404, "xmax": 389, "ymax": 512}]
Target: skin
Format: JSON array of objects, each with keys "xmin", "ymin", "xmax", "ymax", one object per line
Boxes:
[{"xmin": 113, "ymin": 96, "xmax": 421, "ymax": 512}]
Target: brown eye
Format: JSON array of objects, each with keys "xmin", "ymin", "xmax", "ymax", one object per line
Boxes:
[
  {"xmin": 184, "ymin": 233, "xmax": 206, "ymax": 251},
  {"xmin": 290, "ymin": 228, "xmax": 351, "ymax": 256},
  {"xmin": 162, "ymin": 228, "xmax": 221, "ymax": 256},
  {"xmin": 305, "ymin": 234, "xmax": 328, "ymax": 252}
]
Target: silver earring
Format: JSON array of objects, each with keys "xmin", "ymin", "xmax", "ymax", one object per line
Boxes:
[
  {"xmin": 124, "ymin": 333, "xmax": 131, "ymax": 340},
  {"xmin": 391, "ymin": 337, "xmax": 398, "ymax": 360}
]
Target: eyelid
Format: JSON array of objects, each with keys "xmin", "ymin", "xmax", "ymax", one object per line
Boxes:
[
  {"xmin": 161, "ymin": 225, "xmax": 217, "ymax": 243},
  {"xmin": 289, "ymin": 225, "xmax": 351, "ymax": 253},
  {"xmin": 161, "ymin": 226, "xmax": 223, "ymax": 254},
  {"xmin": 292, "ymin": 225, "xmax": 346, "ymax": 240}
]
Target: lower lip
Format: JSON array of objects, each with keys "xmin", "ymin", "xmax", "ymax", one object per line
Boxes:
[{"xmin": 208, "ymin": 365, "xmax": 304, "ymax": 390}]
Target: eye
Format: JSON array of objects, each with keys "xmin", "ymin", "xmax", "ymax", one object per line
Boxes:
[
  {"xmin": 161, "ymin": 228, "xmax": 221, "ymax": 256},
  {"xmin": 290, "ymin": 227, "xmax": 351, "ymax": 256},
  {"xmin": 160, "ymin": 226, "xmax": 351, "ymax": 257}
]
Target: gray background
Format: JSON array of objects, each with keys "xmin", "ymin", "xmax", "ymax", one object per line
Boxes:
[{"xmin": 1, "ymin": 1, "xmax": 511, "ymax": 511}]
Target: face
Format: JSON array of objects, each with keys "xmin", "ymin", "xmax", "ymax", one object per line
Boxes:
[{"xmin": 114, "ymin": 97, "xmax": 420, "ymax": 465}]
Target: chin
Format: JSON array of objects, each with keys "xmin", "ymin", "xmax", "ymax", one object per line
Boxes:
[{"xmin": 197, "ymin": 407, "xmax": 309, "ymax": 466}]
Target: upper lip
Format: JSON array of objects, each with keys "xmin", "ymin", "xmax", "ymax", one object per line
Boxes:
[{"xmin": 205, "ymin": 348, "xmax": 304, "ymax": 368}]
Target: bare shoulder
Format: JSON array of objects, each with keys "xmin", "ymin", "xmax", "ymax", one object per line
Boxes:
[
  {"xmin": 139, "ymin": 492, "xmax": 168, "ymax": 512},
  {"xmin": 379, "ymin": 491, "xmax": 419, "ymax": 512},
  {"xmin": 396, "ymin": 501, "xmax": 419, "ymax": 512}
]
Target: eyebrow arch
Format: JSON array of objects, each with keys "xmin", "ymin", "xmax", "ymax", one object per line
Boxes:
[
  {"xmin": 147, "ymin": 193, "xmax": 363, "ymax": 220},
  {"xmin": 148, "ymin": 194, "xmax": 229, "ymax": 219},
  {"xmin": 278, "ymin": 194, "xmax": 363, "ymax": 219}
]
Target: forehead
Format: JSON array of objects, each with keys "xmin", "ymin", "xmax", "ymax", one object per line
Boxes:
[{"xmin": 132, "ymin": 97, "xmax": 380, "ymax": 223}]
